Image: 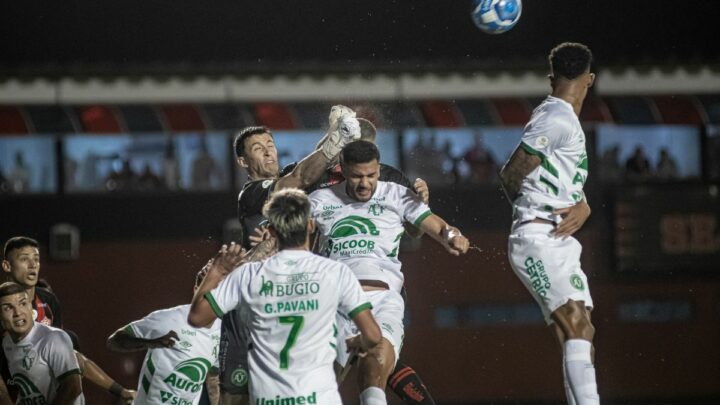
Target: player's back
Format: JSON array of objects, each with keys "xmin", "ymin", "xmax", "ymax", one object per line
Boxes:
[
  {"xmin": 515, "ymin": 96, "xmax": 588, "ymax": 224},
  {"xmin": 237, "ymin": 249, "xmax": 368, "ymax": 403}
]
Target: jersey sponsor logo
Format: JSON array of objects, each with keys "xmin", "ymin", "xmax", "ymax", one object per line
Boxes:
[
  {"xmin": 523, "ymin": 257, "xmax": 551, "ymax": 297},
  {"xmin": 21, "ymin": 347, "xmax": 37, "ymax": 371},
  {"xmin": 12, "ymin": 373, "xmax": 45, "ymax": 404},
  {"xmin": 259, "ymin": 276, "xmax": 274, "ymax": 296},
  {"xmin": 160, "ymin": 390, "xmax": 193, "ymax": 405},
  {"xmin": 328, "ymin": 216, "xmax": 380, "ymax": 256},
  {"xmin": 259, "ymin": 275, "xmax": 320, "ymax": 298},
  {"xmin": 255, "ymin": 392, "xmax": 317, "ymax": 405},
  {"xmin": 329, "ymin": 216, "xmax": 380, "ymax": 238},
  {"xmin": 570, "ymin": 274, "xmax": 585, "ymax": 291},
  {"xmin": 231, "ymin": 367, "xmax": 248, "ymax": 387},
  {"xmin": 178, "ymin": 341, "xmax": 193, "ymax": 350},
  {"xmin": 162, "ymin": 358, "xmax": 212, "ymax": 394}
]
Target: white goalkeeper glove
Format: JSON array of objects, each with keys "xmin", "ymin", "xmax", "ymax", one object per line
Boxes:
[
  {"xmin": 321, "ymin": 115, "xmax": 361, "ymax": 160},
  {"xmin": 328, "ymin": 105, "xmax": 356, "ymax": 133}
]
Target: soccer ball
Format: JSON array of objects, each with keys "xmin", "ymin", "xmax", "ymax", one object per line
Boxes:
[{"xmin": 471, "ymin": 0, "xmax": 522, "ymax": 34}]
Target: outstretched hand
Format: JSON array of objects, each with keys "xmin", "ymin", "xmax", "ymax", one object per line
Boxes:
[
  {"xmin": 445, "ymin": 226, "xmax": 469, "ymax": 256},
  {"xmin": 553, "ymin": 200, "xmax": 591, "ymax": 238},
  {"xmin": 211, "ymin": 242, "xmax": 246, "ymax": 275}
]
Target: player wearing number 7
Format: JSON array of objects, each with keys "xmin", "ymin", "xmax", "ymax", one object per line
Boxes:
[{"xmin": 189, "ymin": 188, "xmax": 382, "ymax": 404}]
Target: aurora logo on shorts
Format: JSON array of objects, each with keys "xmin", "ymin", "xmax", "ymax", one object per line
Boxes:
[
  {"xmin": 163, "ymin": 358, "xmax": 212, "ymax": 393},
  {"xmin": 524, "ymin": 256, "xmax": 551, "ymax": 297},
  {"xmin": 231, "ymin": 367, "xmax": 248, "ymax": 387},
  {"xmin": 570, "ymin": 274, "xmax": 585, "ymax": 291},
  {"xmin": 255, "ymin": 392, "xmax": 317, "ymax": 405},
  {"xmin": 12, "ymin": 373, "xmax": 43, "ymax": 402}
]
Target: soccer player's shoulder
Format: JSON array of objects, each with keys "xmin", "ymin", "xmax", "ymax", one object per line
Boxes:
[{"xmin": 36, "ymin": 323, "xmax": 71, "ymax": 346}]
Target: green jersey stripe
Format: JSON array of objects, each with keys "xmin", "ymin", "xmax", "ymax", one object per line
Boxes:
[
  {"xmin": 147, "ymin": 353, "xmax": 156, "ymax": 375},
  {"xmin": 539, "ymin": 176, "xmax": 559, "ymax": 195},
  {"xmin": 413, "ymin": 210, "xmax": 433, "ymax": 227},
  {"xmin": 204, "ymin": 292, "xmax": 225, "ymax": 318},
  {"xmin": 122, "ymin": 324, "xmax": 136, "ymax": 336},
  {"xmin": 348, "ymin": 302, "xmax": 373, "ymax": 319},
  {"xmin": 520, "ymin": 142, "xmax": 559, "ymax": 178},
  {"xmin": 141, "ymin": 375, "xmax": 151, "ymax": 393}
]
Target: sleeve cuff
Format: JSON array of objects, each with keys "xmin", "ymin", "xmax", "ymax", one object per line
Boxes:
[
  {"xmin": 204, "ymin": 292, "xmax": 225, "ymax": 318},
  {"xmin": 122, "ymin": 324, "xmax": 137, "ymax": 337},
  {"xmin": 57, "ymin": 368, "xmax": 82, "ymax": 381},
  {"xmin": 348, "ymin": 302, "xmax": 373, "ymax": 319},
  {"xmin": 412, "ymin": 210, "xmax": 433, "ymax": 227}
]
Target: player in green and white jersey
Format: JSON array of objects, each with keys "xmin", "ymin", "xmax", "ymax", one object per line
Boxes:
[
  {"xmin": 308, "ymin": 140, "xmax": 469, "ymax": 405},
  {"xmin": 500, "ymin": 42, "xmax": 599, "ymax": 405},
  {"xmin": 0, "ymin": 281, "xmax": 84, "ymax": 404},
  {"xmin": 189, "ymin": 188, "xmax": 382, "ymax": 405},
  {"xmin": 107, "ymin": 268, "xmax": 222, "ymax": 405}
]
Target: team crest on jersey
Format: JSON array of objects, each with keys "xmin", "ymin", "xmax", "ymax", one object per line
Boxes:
[
  {"xmin": 231, "ymin": 367, "xmax": 248, "ymax": 387},
  {"xmin": 570, "ymin": 274, "xmax": 585, "ymax": 291},
  {"xmin": 261, "ymin": 180, "xmax": 273, "ymax": 189},
  {"xmin": 21, "ymin": 347, "xmax": 37, "ymax": 371},
  {"xmin": 534, "ymin": 136, "xmax": 550, "ymax": 149},
  {"xmin": 367, "ymin": 203, "xmax": 385, "ymax": 216}
]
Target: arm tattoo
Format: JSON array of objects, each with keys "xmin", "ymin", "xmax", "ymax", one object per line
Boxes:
[
  {"xmin": 243, "ymin": 238, "xmax": 278, "ymax": 263},
  {"xmin": 499, "ymin": 147, "xmax": 541, "ymax": 203}
]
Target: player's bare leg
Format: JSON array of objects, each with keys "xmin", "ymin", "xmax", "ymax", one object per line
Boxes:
[
  {"xmin": 551, "ymin": 300, "xmax": 598, "ymax": 405},
  {"xmin": 357, "ymin": 337, "xmax": 395, "ymax": 405}
]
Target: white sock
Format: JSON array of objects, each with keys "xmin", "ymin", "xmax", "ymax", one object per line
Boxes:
[
  {"xmin": 563, "ymin": 361, "xmax": 578, "ymax": 405},
  {"xmin": 564, "ymin": 339, "xmax": 600, "ymax": 405},
  {"xmin": 360, "ymin": 387, "xmax": 386, "ymax": 405}
]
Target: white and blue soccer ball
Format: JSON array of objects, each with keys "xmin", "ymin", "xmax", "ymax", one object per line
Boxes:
[{"xmin": 471, "ymin": 0, "xmax": 522, "ymax": 34}]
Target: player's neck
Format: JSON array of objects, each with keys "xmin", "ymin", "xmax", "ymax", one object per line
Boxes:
[
  {"xmin": 26, "ymin": 286, "xmax": 36, "ymax": 301},
  {"xmin": 10, "ymin": 323, "xmax": 34, "ymax": 343},
  {"xmin": 551, "ymin": 84, "xmax": 586, "ymax": 116}
]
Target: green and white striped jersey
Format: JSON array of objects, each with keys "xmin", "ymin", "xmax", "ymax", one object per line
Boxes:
[
  {"xmin": 205, "ymin": 250, "xmax": 370, "ymax": 403},
  {"xmin": 309, "ymin": 181, "xmax": 432, "ymax": 293},
  {"xmin": 514, "ymin": 96, "xmax": 589, "ymax": 223},
  {"xmin": 2, "ymin": 323, "xmax": 84, "ymax": 404},
  {"xmin": 124, "ymin": 304, "xmax": 220, "ymax": 405}
]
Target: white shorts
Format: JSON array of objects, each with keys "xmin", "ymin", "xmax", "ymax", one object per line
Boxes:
[
  {"xmin": 508, "ymin": 223, "xmax": 593, "ymax": 324},
  {"xmin": 335, "ymin": 289, "xmax": 404, "ymax": 367}
]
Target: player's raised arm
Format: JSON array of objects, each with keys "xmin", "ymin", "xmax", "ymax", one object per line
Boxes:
[
  {"xmin": 276, "ymin": 106, "xmax": 360, "ymax": 191},
  {"xmin": 499, "ymin": 146, "xmax": 542, "ymax": 204},
  {"xmin": 417, "ymin": 214, "xmax": 470, "ymax": 256},
  {"xmin": 106, "ymin": 328, "xmax": 179, "ymax": 353},
  {"xmin": 188, "ymin": 243, "xmax": 245, "ymax": 327}
]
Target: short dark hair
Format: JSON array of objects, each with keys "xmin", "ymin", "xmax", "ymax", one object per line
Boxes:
[
  {"xmin": 262, "ymin": 188, "xmax": 310, "ymax": 248},
  {"xmin": 3, "ymin": 236, "xmax": 39, "ymax": 261},
  {"xmin": 549, "ymin": 42, "xmax": 593, "ymax": 81},
  {"xmin": 234, "ymin": 126, "xmax": 272, "ymax": 158},
  {"xmin": 0, "ymin": 282, "xmax": 27, "ymax": 300},
  {"xmin": 341, "ymin": 140, "xmax": 380, "ymax": 167}
]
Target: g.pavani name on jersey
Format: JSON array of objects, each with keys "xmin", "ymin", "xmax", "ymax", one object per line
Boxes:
[
  {"xmin": 260, "ymin": 273, "xmax": 320, "ymax": 314},
  {"xmin": 255, "ymin": 392, "xmax": 317, "ymax": 405}
]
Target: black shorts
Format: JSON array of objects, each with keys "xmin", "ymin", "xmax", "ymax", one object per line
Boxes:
[{"xmin": 219, "ymin": 307, "xmax": 251, "ymax": 395}]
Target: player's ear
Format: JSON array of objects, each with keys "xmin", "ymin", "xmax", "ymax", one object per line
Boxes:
[
  {"xmin": 307, "ymin": 219, "xmax": 316, "ymax": 234},
  {"xmin": 237, "ymin": 156, "xmax": 248, "ymax": 169},
  {"xmin": 1, "ymin": 260, "xmax": 11, "ymax": 274},
  {"xmin": 267, "ymin": 225, "xmax": 278, "ymax": 239}
]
